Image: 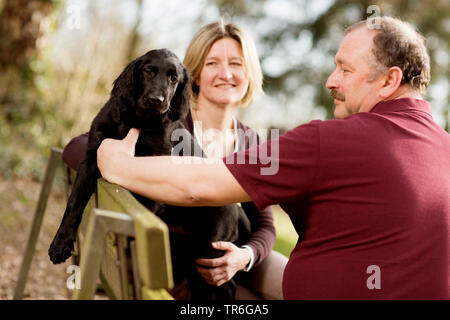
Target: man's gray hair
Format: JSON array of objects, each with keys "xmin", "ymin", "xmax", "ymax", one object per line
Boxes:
[{"xmin": 345, "ymin": 17, "xmax": 430, "ymax": 96}]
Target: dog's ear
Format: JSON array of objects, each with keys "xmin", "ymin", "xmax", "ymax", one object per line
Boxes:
[
  {"xmin": 111, "ymin": 58, "xmax": 141, "ymax": 109},
  {"xmin": 169, "ymin": 66, "xmax": 191, "ymax": 121}
]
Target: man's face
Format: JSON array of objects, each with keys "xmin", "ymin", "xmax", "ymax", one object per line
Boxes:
[{"xmin": 326, "ymin": 27, "xmax": 384, "ymax": 118}]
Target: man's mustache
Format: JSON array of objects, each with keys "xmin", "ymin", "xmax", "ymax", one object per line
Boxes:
[{"xmin": 330, "ymin": 90, "xmax": 345, "ymax": 101}]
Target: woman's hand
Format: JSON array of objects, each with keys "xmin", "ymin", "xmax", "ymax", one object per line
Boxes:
[
  {"xmin": 97, "ymin": 128, "xmax": 140, "ymax": 184},
  {"xmin": 195, "ymin": 241, "xmax": 251, "ymax": 287}
]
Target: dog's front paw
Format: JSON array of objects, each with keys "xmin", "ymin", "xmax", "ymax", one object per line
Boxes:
[{"xmin": 48, "ymin": 231, "xmax": 75, "ymax": 264}]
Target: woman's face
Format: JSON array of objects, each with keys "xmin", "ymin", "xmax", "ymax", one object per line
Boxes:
[{"xmin": 196, "ymin": 37, "xmax": 248, "ymax": 108}]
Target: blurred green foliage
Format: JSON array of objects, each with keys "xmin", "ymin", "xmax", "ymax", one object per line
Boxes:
[
  {"xmin": 272, "ymin": 206, "xmax": 298, "ymax": 257},
  {"xmin": 0, "ymin": 0, "xmax": 60, "ymax": 179}
]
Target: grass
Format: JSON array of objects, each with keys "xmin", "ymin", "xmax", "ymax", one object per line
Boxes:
[{"xmin": 272, "ymin": 206, "xmax": 298, "ymax": 258}]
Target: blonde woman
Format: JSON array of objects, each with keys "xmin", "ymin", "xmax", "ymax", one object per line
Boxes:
[
  {"xmin": 179, "ymin": 21, "xmax": 287, "ymax": 300},
  {"xmin": 62, "ymin": 21, "xmax": 287, "ymax": 300}
]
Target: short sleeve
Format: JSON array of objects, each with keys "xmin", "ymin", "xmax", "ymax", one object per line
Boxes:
[{"xmin": 223, "ymin": 120, "xmax": 321, "ymax": 210}]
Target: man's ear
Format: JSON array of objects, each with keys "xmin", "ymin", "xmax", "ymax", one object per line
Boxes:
[{"xmin": 379, "ymin": 66, "xmax": 403, "ymax": 98}]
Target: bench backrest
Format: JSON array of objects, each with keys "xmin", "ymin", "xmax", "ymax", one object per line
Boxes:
[{"xmin": 67, "ymin": 166, "xmax": 174, "ymax": 300}]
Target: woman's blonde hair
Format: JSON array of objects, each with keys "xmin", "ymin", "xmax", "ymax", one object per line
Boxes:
[{"xmin": 183, "ymin": 21, "xmax": 263, "ymax": 108}]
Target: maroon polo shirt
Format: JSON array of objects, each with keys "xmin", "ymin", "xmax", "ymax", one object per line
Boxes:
[{"xmin": 224, "ymin": 98, "xmax": 450, "ymax": 299}]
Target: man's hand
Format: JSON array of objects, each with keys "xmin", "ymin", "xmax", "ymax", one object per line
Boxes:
[
  {"xmin": 97, "ymin": 128, "xmax": 140, "ymax": 184},
  {"xmin": 195, "ymin": 241, "xmax": 251, "ymax": 287}
]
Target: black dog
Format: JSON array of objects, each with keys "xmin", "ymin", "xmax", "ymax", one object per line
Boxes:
[{"xmin": 48, "ymin": 49, "xmax": 250, "ymax": 300}]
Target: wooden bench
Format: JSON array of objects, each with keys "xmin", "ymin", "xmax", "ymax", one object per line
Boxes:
[{"xmin": 14, "ymin": 147, "xmax": 174, "ymax": 300}]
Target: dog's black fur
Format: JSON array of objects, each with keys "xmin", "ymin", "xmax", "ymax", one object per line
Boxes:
[{"xmin": 48, "ymin": 49, "xmax": 251, "ymax": 300}]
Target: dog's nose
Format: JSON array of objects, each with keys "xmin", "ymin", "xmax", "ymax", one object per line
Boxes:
[{"xmin": 148, "ymin": 95, "xmax": 165, "ymax": 105}]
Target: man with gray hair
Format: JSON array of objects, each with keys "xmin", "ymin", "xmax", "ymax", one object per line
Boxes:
[
  {"xmin": 328, "ymin": 16, "xmax": 430, "ymax": 118},
  {"xmin": 97, "ymin": 17, "xmax": 449, "ymax": 299}
]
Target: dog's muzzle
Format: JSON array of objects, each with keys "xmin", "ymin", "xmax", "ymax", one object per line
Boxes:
[
  {"xmin": 160, "ymin": 105, "xmax": 170, "ymax": 114},
  {"xmin": 139, "ymin": 95, "xmax": 170, "ymax": 114},
  {"xmin": 148, "ymin": 95, "xmax": 165, "ymax": 105}
]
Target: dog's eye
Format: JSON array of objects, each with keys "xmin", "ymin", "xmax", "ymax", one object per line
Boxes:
[
  {"xmin": 169, "ymin": 75, "xmax": 178, "ymax": 83},
  {"xmin": 144, "ymin": 67, "xmax": 156, "ymax": 77}
]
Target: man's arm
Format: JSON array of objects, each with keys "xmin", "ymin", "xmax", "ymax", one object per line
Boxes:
[{"xmin": 97, "ymin": 128, "xmax": 251, "ymax": 206}]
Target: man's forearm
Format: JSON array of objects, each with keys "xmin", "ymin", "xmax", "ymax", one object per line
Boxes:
[
  {"xmin": 96, "ymin": 129, "xmax": 251, "ymax": 206},
  {"xmin": 112, "ymin": 155, "xmax": 251, "ymax": 206}
]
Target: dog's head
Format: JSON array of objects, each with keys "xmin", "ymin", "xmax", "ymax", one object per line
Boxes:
[{"xmin": 112, "ymin": 48, "xmax": 190, "ymax": 122}]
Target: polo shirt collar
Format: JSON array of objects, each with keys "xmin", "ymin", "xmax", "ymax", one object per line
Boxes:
[{"xmin": 370, "ymin": 98, "xmax": 432, "ymax": 115}]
